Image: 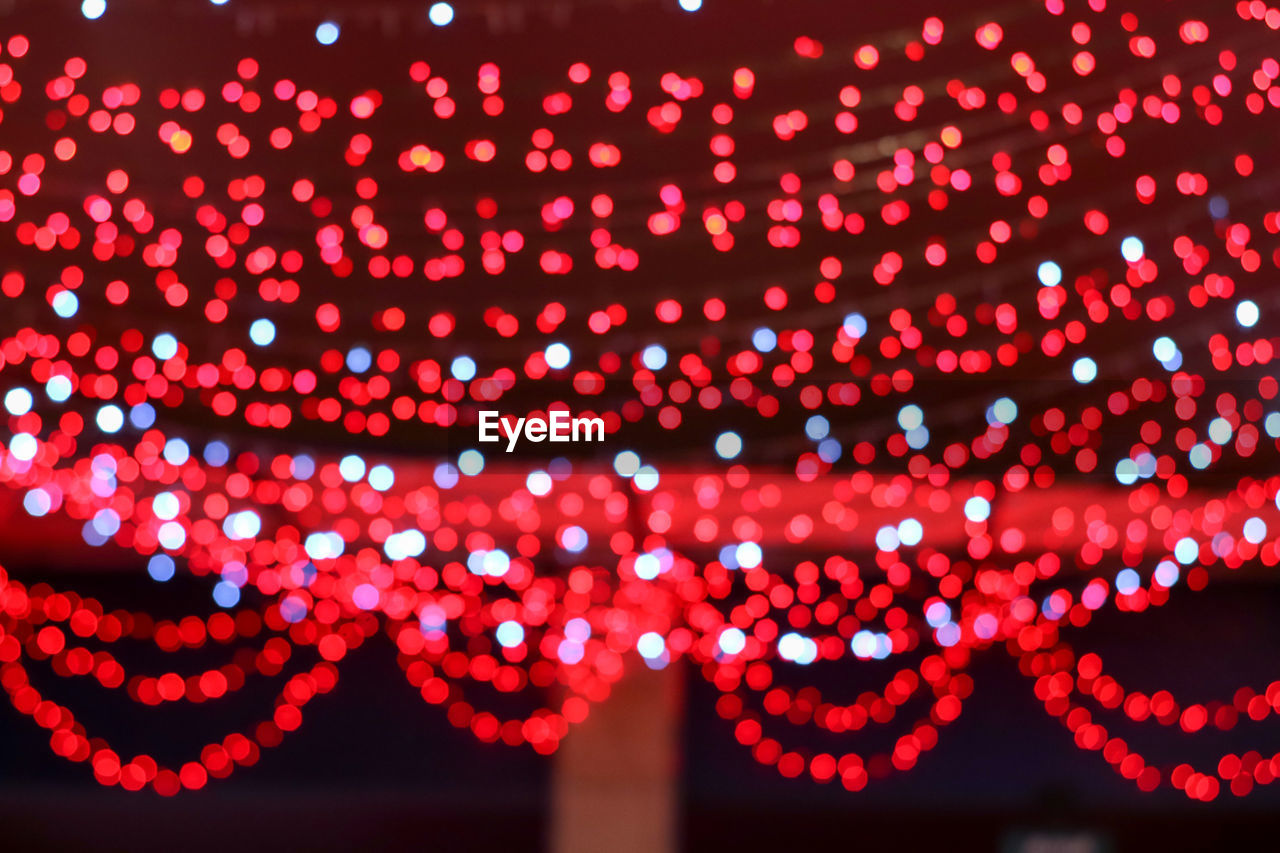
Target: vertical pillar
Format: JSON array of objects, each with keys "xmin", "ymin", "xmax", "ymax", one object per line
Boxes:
[{"xmin": 550, "ymin": 661, "xmax": 683, "ymax": 853}]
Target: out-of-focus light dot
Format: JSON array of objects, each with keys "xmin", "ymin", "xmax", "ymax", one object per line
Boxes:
[
  {"xmin": 964, "ymin": 496, "xmax": 991, "ymax": 522},
  {"xmin": 419, "ymin": 604, "xmax": 447, "ymax": 638},
  {"xmin": 368, "ymin": 464, "xmax": 394, "ymax": 491},
  {"xmin": 897, "ymin": 518, "xmax": 923, "ymax": 546},
  {"xmin": 428, "ymin": 2, "xmax": 454, "ymax": 25},
  {"xmin": 637, "ymin": 632, "xmax": 666, "ymax": 659},
  {"xmin": 1175, "ymin": 537, "xmax": 1199, "ymax": 564},
  {"xmin": 805, "ymin": 415, "xmax": 829, "ymax": 440},
  {"xmin": 52, "ymin": 291, "xmax": 79, "ymax": 318},
  {"xmin": 96, "ymin": 405, "xmax": 124, "ymax": 433},
  {"xmin": 545, "ymin": 343, "xmax": 571, "ymax": 369},
  {"xmin": 973, "ymin": 614, "xmax": 999, "ymax": 640},
  {"xmin": 434, "ymin": 462, "xmax": 459, "ymax": 488},
  {"xmin": 1115, "ymin": 458, "xmax": 1139, "ymax": 485},
  {"xmin": 875, "ymin": 525, "xmax": 900, "ymax": 551},
  {"xmin": 1153, "ymin": 559, "xmax": 1179, "ymax": 588},
  {"xmin": 735, "ymin": 541, "xmax": 762, "ymax": 569},
  {"xmin": 1188, "ymin": 443, "xmax": 1212, "ymax": 469},
  {"xmin": 925, "ymin": 601, "xmax": 951, "ymax": 628},
  {"xmin": 851, "ymin": 630, "xmax": 877, "ymax": 659},
  {"xmin": 614, "ymin": 451, "xmax": 640, "ymax": 477},
  {"xmin": 47, "ymin": 375, "xmax": 73, "ymax": 402},
  {"xmin": 1072, "ymin": 357, "xmax": 1097, "ymax": 384},
  {"xmin": 1209, "ymin": 195, "xmax": 1230, "ymax": 219},
  {"xmin": 1081, "ymin": 582, "xmax": 1107, "ymax": 610},
  {"xmin": 633, "ymin": 465, "xmax": 659, "ymax": 491},
  {"xmin": 1236, "ymin": 300, "xmax": 1260, "ymax": 328},
  {"xmin": 482, "ymin": 549, "xmax": 511, "ymax": 577},
  {"xmin": 526, "ymin": 470, "xmax": 552, "ymax": 496},
  {"xmin": 1045, "ymin": 594, "xmax": 1069, "ymax": 619},
  {"xmin": 777, "ymin": 632, "xmax": 817, "ymax": 664},
  {"xmin": 1208, "ymin": 417, "xmax": 1233, "ymax": 445},
  {"xmin": 634, "ymin": 552, "xmax": 661, "ymax": 580},
  {"xmin": 752, "ymin": 327, "xmax": 777, "ymax": 352},
  {"xmin": 384, "ymin": 529, "xmax": 427, "ymax": 560},
  {"xmin": 715, "ymin": 432, "xmax": 742, "ymax": 459},
  {"xmin": 897, "ymin": 404, "xmax": 923, "ymax": 431},
  {"xmin": 990, "ymin": 397, "xmax": 1017, "ymax": 424},
  {"xmin": 153, "ymin": 492, "xmax": 180, "ymax": 520},
  {"xmin": 213, "ymin": 581, "xmax": 241, "ymax": 608},
  {"xmin": 315, "ymin": 21, "xmax": 340, "ymax": 44},
  {"xmin": 561, "ymin": 525, "xmax": 588, "ymax": 552},
  {"xmin": 1153, "ymin": 336, "xmax": 1177, "ymax": 362},
  {"xmin": 905, "ymin": 426, "xmax": 930, "ymax": 450},
  {"xmin": 305, "ymin": 531, "xmax": 344, "ymax": 560},
  {"xmin": 1037, "ymin": 260, "xmax": 1062, "ymax": 286},
  {"xmin": 642, "ymin": 344, "xmax": 667, "ymax": 370},
  {"xmin": 148, "ymin": 554, "xmax": 176, "ymax": 582},
  {"xmin": 718, "ymin": 627, "xmax": 746, "ymax": 655},
  {"xmin": 210, "ymin": 0, "xmax": 229, "ymax": 5},
  {"xmin": 450, "ymin": 355, "xmax": 476, "ymax": 381},
  {"xmin": 678, "ymin": 0, "xmax": 702, "ymax": 11},
  {"xmin": 1267, "ymin": 413, "xmax": 1280, "ymax": 439},
  {"xmin": 1135, "ymin": 452, "xmax": 1157, "ymax": 479},
  {"xmin": 163, "ymin": 438, "xmax": 189, "ymax": 465},
  {"xmin": 1120, "ymin": 235, "xmax": 1144, "ymax": 262},
  {"xmin": 842, "ymin": 313, "xmax": 867, "ymax": 338},
  {"xmin": 223, "ymin": 509, "xmax": 261, "ymax": 539},
  {"xmin": 1115, "ymin": 568, "xmax": 1141, "ymax": 595},
  {"xmin": 352, "ymin": 583, "xmax": 379, "ymax": 610},
  {"xmin": 565, "ymin": 617, "xmax": 591, "ymax": 642},
  {"xmin": 204, "ymin": 440, "xmax": 230, "ymax": 467},
  {"xmin": 249, "ymin": 318, "xmax": 276, "ymax": 346},
  {"xmin": 129, "ymin": 402, "xmax": 155, "ymax": 428},
  {"xmin": 458, "ymin": 449, "xmax": 484, "ymax": 476},
  {"xmin": 1244, "ymin": 517, "xmax": 1267, "ymax": 544},
  {"xmin": 346, "ymin": 346, "xmax": 372, "ymax": 373},
  {"xmin": 935, "ymin": 623, "xmax": 961, "ymax": 647},
  {"xmin": 152, "ymin": 333, "xmax": 178, "ymax": 360},
  {"xmin": 91, "ymin": 454, "xmax": 115, "ymax": 479},
  {"xmin": 496, "ymin": 621, "xmax": 524, "ymax": 648},
  {"xmin": 81, "ymin": 0, "xmax": 106, "ymax": 20},
  {"xmin": 293, "ymin": 455, "xmax": 316, "ymax": 479},
  {"xmin": 718, "ymin": 544, "xmax": 740, "ymax": 570},
  {"xmin": 280, "ymin": 595, "xmax": 309, "ymax": 623},
  {"xmin": 157, "ymin": 521, "xmax": 185, "ymax": 549},
  {"xmin": 557, "ymin": 639, "xmax": 585, "ymax": 664},
  {"xmin": 4, "ymin": 388, "xmax": 32, "ymax": 415},
  {"xmin": 339, "ymin": 454, "xmax": 366, "ymax": 482},
  {"xmin": 23, "ymin": 488, "xmax": 51, "ymax": 517},
  {"xmin": 222, "ymin": 561, "xmax": 249, "ymax": 586}
]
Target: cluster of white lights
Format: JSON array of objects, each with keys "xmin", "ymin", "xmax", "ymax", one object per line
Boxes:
[
  {"xmin": 777, "ymin": 632, "xmax": 817, "ymax": 664},
  {"xmin": 851, "ymin": 629, "xmax": 892, "ymax": 660},
  {"xmin": 384, "ymin": 529, "xmax": 427, "ymax": 561},
  {"xmin": 467, "ymin": 548, "xmax": 511, "ymax": 577},
  {"xmin": 304, "ymin": 531, "xmax": 344, "ymax": 560}
]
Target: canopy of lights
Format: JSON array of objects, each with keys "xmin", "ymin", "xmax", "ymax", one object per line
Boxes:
[{"xmin": 0, "ymin": 0, "xmax": 1279, "ymax": 803}]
